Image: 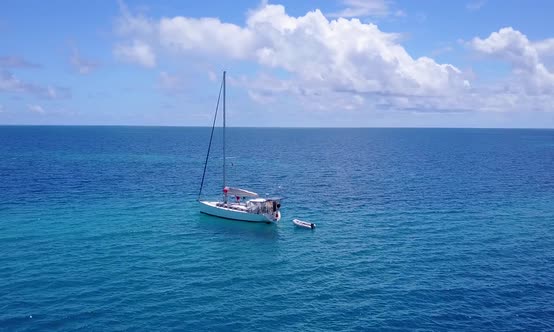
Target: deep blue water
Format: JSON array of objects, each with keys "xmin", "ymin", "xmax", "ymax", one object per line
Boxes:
[{"xmin": 1, "ymin": 126, "xmax": 553, "ymax": 331}]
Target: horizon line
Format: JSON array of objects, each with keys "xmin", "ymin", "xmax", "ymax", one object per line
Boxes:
[{"xmin": 0, "ymin": 124, "xmax": 553, "ymax": 130}]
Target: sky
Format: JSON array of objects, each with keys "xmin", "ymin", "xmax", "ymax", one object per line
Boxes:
[{"xmin": 1, "ymin": 0, "xmax": 553, "ymax": 128}]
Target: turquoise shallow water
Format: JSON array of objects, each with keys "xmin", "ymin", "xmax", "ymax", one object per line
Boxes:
[{"xmin": 1, "ymin": 126, "xmax": 554, "ymax": 331}]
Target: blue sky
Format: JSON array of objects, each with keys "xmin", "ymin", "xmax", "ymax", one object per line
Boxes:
[{"xmin": 1, "ymin": 0, "xmax": 553, "ymax": 127}]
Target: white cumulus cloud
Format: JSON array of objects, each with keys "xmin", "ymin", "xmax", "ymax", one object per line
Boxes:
[
  {"xmin": 115, "ymin": 4, "xmax": 467, "ymax": 101},
  {"xmin": 245, "ymin": 5, "xmax": 463, "ymax": 97},
  {"xmin": 158, "ymin": 16, "xmax": 257, "ymax": 59},
  {"xmin": 534, "ymin": 38, "xmax": 554, "ymax": 57},
  {"xmin": 470, "ymin": 27, "xmax": 554, "ymax": 95}
]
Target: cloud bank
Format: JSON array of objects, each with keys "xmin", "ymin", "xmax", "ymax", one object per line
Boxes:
[{"xmin": 113, "ymin": 3, "xmax": 554, "ymax": 114}]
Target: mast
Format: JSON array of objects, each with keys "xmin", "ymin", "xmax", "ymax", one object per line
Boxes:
[
  {"xmin": 198, "ymin": 72, "xmax": 223, "ymax": 201},
  {"xmin": 223, "ymin": 71, "xmax": 226, "ymax": 197}
]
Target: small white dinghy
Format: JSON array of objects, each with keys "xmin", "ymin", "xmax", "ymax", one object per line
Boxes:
[{"xmin": 293, "ymin": 219, "xmax": 316, "ymax": 229}]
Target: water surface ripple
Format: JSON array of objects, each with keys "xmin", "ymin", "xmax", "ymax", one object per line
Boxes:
[{"xmin": 1, "ymin": 127, "xmax": 553, "ymax": 331}]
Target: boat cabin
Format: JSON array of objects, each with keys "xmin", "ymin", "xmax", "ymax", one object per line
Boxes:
[{"xmin": 245, "ymin": 198, "xmax": 281, "ymax": 215}]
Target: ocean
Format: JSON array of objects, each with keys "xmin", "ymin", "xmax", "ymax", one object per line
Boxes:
[{"xmin": 1, "ymin": 126, "xmax": 553, "ymax": 331}]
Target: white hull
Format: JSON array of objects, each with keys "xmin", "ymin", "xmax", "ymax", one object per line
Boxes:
[
  {"xmin": 293, "ymin": 219, "xmax": 315, "ymax": 229},
  {"xmin": 199, "ymin": 201, "xmax": 280, "ymax": 223},
  {"xmin": 197, "ymin": 73, "xmax": 282, "ymax": 225}
]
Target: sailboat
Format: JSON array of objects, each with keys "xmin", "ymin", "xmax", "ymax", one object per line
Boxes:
[{"xmin": 198, "ymin": 71, "xmax": 282, "ymax": 224}]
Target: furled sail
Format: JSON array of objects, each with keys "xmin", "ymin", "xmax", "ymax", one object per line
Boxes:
[{"xmin": 224, "ymin": 187, "xmax": 259, "ymax": 197}]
